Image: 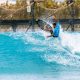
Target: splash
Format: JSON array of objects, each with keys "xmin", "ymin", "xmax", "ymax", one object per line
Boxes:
[{"xmin": 43, "ymin": 30, "xmax": 80, "ymax": 66}]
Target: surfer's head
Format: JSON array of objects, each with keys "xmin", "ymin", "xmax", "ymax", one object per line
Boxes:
[{"xmin": 52, "ymin": 22, "xmax": 56, "ymax": 28}]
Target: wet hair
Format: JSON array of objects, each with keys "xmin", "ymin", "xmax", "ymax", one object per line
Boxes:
[{"xmin": 53, "ymin": 22, "xmax": 56, "ymax": 26}]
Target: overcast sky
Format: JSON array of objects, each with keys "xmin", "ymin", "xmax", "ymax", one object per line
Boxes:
[
  {"xmin": 0, "ymin": 0, "xmax": 16, "ymax": 4},
  {"xmin": 0, "ymin": 0, "xmax": 64, "ymax": 4}
]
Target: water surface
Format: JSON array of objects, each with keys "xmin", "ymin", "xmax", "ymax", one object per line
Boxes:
[{"xmin": 0, "ymin": 30, "xmax": 80, "ymax": 80}]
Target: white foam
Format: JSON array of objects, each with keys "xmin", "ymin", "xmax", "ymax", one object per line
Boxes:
[{"xmin": 60, "ymin": 32, "xmax": 80, "ymax": 54}]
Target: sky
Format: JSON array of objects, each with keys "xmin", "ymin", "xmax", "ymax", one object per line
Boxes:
[
  {"xmin": 0, "ymin": 0, "xmax": 16, "ymax": 4},
  {"xmin": 0, "ymin": 0, "xmax": 64, "ymax": 4}
]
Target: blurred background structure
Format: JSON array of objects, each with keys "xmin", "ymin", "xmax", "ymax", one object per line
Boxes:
[
  {"xmin": 0, "ymin": 0, "xmax": 80, "ymax": 20},
  {"xmin": 0, "ymin": 0, "xmax": 80, "ymax": 31}
]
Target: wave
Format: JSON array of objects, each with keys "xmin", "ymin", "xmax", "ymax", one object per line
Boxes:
[{"xmin": 0, "ymin": 30, "xmax": 80, "ymax": 67}]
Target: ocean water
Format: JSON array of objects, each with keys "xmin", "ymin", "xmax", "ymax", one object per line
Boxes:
[{"xmin": 0, "ymin": 30, "xmax": 80, "ymax": 80}]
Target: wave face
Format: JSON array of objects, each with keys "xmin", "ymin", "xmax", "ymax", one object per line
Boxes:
[{"xmin": 0, "ymin": 30, "xmax": 80, "ymax": 75}]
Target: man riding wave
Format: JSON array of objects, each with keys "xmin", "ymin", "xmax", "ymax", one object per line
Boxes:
[{"xmin": 44, "ymin": 16, "xmax": 60, "ymax": 38}]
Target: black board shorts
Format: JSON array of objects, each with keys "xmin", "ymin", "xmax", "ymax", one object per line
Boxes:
[{"xmin": 53, "ymin": 36, "xmax": 58, "ymax": 37}]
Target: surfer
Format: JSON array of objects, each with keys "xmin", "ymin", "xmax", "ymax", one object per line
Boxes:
[
  {"xmin": 44, "ymin": 15, "xmax": 60, "ymax": 38},
  {"xmin": 44, "ymin": 22, "xmax": 60, "ymax": 38}
]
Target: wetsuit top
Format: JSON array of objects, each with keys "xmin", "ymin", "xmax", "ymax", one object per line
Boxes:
[{"xmin": 52, "ymin": 22, "xmax": 60, "ymax": 37}]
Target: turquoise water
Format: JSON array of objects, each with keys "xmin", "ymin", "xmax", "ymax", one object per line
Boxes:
[{"xmin": 0, "ymin": 30, "xmax": 80, "ymax": 80}]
